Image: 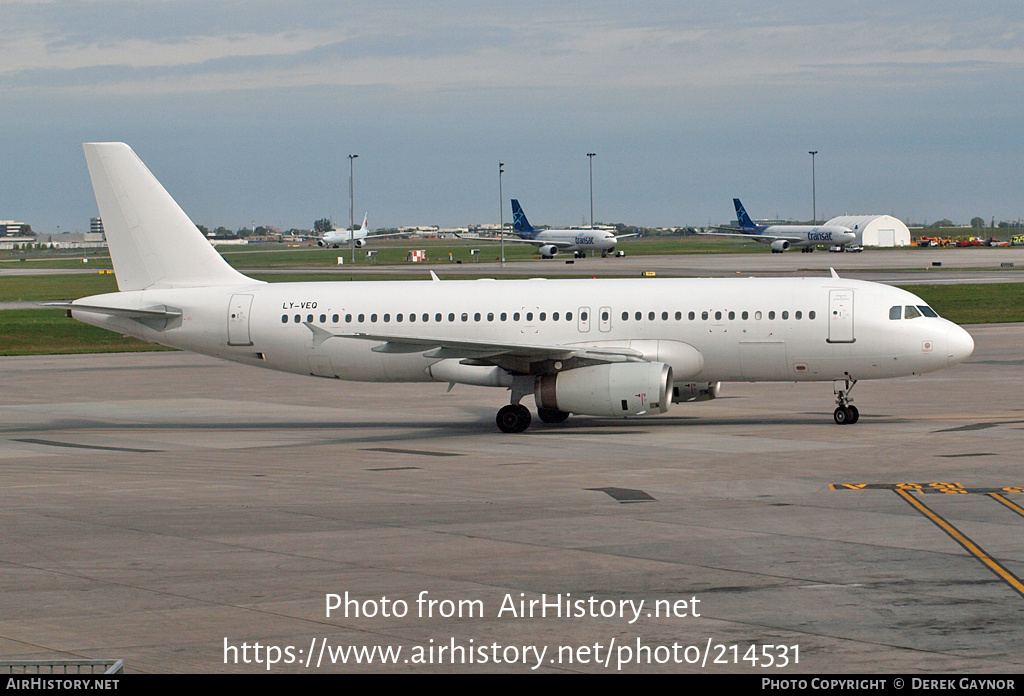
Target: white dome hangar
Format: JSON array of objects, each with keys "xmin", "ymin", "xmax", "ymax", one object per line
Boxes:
[{"xmin": 823, "ymin": 215, "xmax": 911, "ymax": 247}]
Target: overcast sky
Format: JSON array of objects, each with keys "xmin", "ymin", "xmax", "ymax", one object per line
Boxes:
[{"xmin": 2, "ymin": 1, "xmax": 1022, "ymax": 232}]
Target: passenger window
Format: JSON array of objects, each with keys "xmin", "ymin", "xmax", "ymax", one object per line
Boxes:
[
  {"xmin": 701, "ymin": 311, "xmax": 708, "ymax": 320},
  {"xmin": 448, "ymin": 313, "xmax": 455, "ymax": 322},
  {"xmin": 782, "ymin": 311, "xmax": 789, "ymax": 320},
  {"xmin": 635, "ymin": 311, "xmax": 642, "ymax": 321},
  {"xmin": 728, "ymin": 311, "xmax": 735, "ymax": 320},
  {"xmin": 795, "ymin": 311, "xmax": 802, "ymax": 320},
  {"xmin": 904, "ymin": 306, "xmax": 921, "ymax": 319},
  {"xmin": 566, "ymin": 312, "xmax": 573, "ymax": 321},
  {"xmin": 383, "ymin": 314, "xmax": 391, "ymax": 323},
  {"xmin": 602, "ymin": 311, "xmax": 609, "ymax": 321},
  {"xmin": 661, "ymin": 311, "xmax": 668, "ymax": 321},
  {"xmin": 889, "ymin": 306, "xmax": 901, "ymax": 320},
  {"xmin": 306, "ymin": 314, "xmax": 314, "ymax": 323},
  {"xmin": 689, "ymin": 311, "xmax": 695, "ymax": 320},
  {"xmin": 580, "ymin": 311, "xmax": 588, "ymax": 321},
  {"xmin": 553, "ymin": 312, "xmax": 559, "ymax": 321},
  {"xmin": 281, "ymin": 315, "xmax": 288, "ymax": 323},
  {"xmin": 487, "ymin": 313, "xmax": 494, "ymax": 322},
  {"xmin": 768, "ymin": 311, "xmax": 775, "ymax": 320},
  {"xmin": 358, "ymin": 314, "xmax": 365, "ymax": 323},
  {"xmin": 622, "ymin": 311, "xmax": 629, "ymax": 321},
  {"xmin": 715, "ymin": 311, "xmax": 722, "ymax": 320},
  {"xmin": 514, "ymin": 312, "xmax": 521, "ymax": 321},
  {"xmin": 808, "ymin": 311, "xmax": 815, "ymax": 320},
  {"xmin": 755, "ymin": 311, "xmax": 762, "ymax": 320},
  {"xmin": 526, "ymin": 312, "xmax": 533, "ymax": 321},
  {"xmin": 500, "ymin": 312, "xmax": 507, "ymax": 321},
  {"xmin": 435, "ymin": 313, "xmax": 442, "ymax": 322},
  {"xmin": 742, "ymin": 311, "xmax": 748, "ymax": 320},
  {"xmin": 371, "ymin": 314, "xmax": 378, "ymax": 322},
  {"xmin": 474, "ymin": 313, "xmax": 481, "ymax": 322},
  {"xmin": 461, "ymin": 313, "xmax": 469, "ymax": 322},
  {"xmin": 675, "ymin": 311, "xmax": 682, "ymax": 320},
  {"xmin": 319, "ymin": 314, "xmax": 326, "ymax": 323},
  {"xmin": 396, "ymin": 314, "xmax": 403, "ymax": 322},
  {"xmin": 648, "ymin": 312, "xmax": 655, "ymax": 321},
  {"xmin": 918, "ymin": 305, "xmax": 939, "ymax": 318},
  {"xmin": 540, "ymin": 312, "xmax": 546, "ymax": 321}
]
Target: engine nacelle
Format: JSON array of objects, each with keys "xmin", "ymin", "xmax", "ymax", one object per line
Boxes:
[
  {"xmin": 770, "ymin": 239, "xmax": 790, "ymax": 253},
  {"xmin": 354, "ymin": 238, "xmax": 367, "ymax": 248},
  {"xmin": 317, "ymin": 240, "xmax": 326, "ymax": 247},
  {"xmin": 672, "ymin": 381, "xmax": 720, "ymax": 403},
  {"xmin": 535, "ymin": 362, "xmax": 673, "ymax": 418},
  {"xmin": 539, "ymin": 244, "xmax": 558, "ymax": 258}
]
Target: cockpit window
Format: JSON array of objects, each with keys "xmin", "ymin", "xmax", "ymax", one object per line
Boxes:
[
  {"xmin": 889, "ymin": 306, "xmax": 901, "ymax": 320},
  {"xmin": 904, "ymin": 306, "xmax": 922, "ymax": 319},
  {"xmin": 918, "ymin": 305, "xmax": 939, "ymax": 318}
]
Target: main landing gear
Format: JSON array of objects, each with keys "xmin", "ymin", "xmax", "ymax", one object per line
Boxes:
[
  {"xmin": 833, "ymin": 377, "xmax": 860, "ymax": 425},
  {"xmin": 496, "ymin": 404, "xmax": 531, "ymax": 433}
]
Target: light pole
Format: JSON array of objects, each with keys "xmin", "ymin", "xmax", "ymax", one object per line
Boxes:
[
  {"xmin": 808, "ymin": 150, "xmax": 818, "ymax": 224},
  {"xmin": 499, "ymin": 162, "xmax": 505, "ymax": 267},
  {"xmin": 587, "ymin": 152, "xmax": 596, "ymax": 228},
  {"xmin": 348, "ymin": 154, "xmax": 358, "ymax": 263}
]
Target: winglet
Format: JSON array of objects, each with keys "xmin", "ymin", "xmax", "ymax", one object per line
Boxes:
[
  {"xmin": 830, "ymin": 267, "xmax": 840, "ymax": 279},
  {"xmin": 430, "ymin": 270, "xmax": 440, "ymax": 281}
]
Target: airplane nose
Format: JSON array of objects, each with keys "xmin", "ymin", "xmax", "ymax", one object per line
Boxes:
[{"xmin": 946, "ymin": 324, "xmax": 974, "ymax": 365}]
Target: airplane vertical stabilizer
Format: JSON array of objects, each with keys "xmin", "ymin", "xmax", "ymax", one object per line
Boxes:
[{"xmin": 83, "ymin": 142, "xmax": 253, "ymax": 291}]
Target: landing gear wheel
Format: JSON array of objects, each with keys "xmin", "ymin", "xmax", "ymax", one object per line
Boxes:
[
  {"xmin": 496, "ymin": 404, "xmax": 532, "ymax": 433},
  {"xmin": 537, "ymin": 408, "xmax": 570, "ymax": 424},
  {"xmin": 834, "ymin": 406, "xmax": 852, "ymax": 425},
  {"xmin": 846, "ymin": 405, "xmax": 859, "ymax": 424}
]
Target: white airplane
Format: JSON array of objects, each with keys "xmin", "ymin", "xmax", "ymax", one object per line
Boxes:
[
  {"xmin": 506, "ymin": 200, "xmax": 637, "ymax": 258},
  {"xmin": 702, "ymin": 198, "xmax": 857, "ymax": 253},
  {"xmin": 62, "ymin": 143, "xmax": 974, "ymax": 433},
  {"xmin": 314, "ymin": 215, "xmax": 405, "ymax": 248}
]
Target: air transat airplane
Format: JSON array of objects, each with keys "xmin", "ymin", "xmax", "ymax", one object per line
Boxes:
[
  {"xmin": 509, "ymin": 199, "xmax": 637, "ymax": 258},
  {"xmin": 705, "ymin": 198, "xmax": 857, "ymax": 253},
  {"xmin": 63, "ymin": 143, "xmax": 974, "ymax": 433}
]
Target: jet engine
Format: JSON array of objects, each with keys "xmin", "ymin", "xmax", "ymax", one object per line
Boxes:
[
  {"xmin": 317, "ymin": 240, "xmax": 326, "ymax": 247},
  {"xmin": 354, "ymin": 238, "xmax": 367, "ymax": 248},
  {"xmin": 535, "ymin": 362, "xmax": 672, "ymax": 417},
  {"xmin": 672, "ymin": 382, "xmax": 720, "ymax": 403},
  {"xmin": 539, "ymin": 244, "xmax": 558, "ymax": 258},
  {"xmin": 770, "ymin": 240, "xmax": 790, "ymax": 253}
]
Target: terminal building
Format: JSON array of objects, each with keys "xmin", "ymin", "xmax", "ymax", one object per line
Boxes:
[{"xmin": 824, "ymin": 215, "xmax": 911, "ymax": 247}]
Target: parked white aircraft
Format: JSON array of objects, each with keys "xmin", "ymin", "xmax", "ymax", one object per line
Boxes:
[
  {"xmin": 314, "ymin": 215, "xmax": 405, "ymax": 248},
  {"xmin": 63, "ymin": 143, "xmax": 974, "ymax": 432},
  {"xmin": 703, "ymin": 198, "xmax": 857, "ymax": 253}
]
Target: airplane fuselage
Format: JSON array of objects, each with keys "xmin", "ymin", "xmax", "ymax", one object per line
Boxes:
[
  {"xmin": 72, "ymin": 276, "xmax": 971, "ymax": 388},
  {"xmin": 517, "ymin": 229, "xmax": 619, "ymax": 256}
]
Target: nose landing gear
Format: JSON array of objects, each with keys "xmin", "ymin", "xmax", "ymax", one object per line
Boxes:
[{"xmin": 833, "ymin": 376, "xmax": 860, "ymax": 424}]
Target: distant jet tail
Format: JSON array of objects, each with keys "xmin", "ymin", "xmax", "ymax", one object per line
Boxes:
[
  {"xmin": 733, "ymin": 198, "xmax": 759, "ymax": 232},
  {"xmin": 510, "ymin": 199, "xmax": 537, "ymax": 238},
  {"xmin": 359, "ymin": 213, "xmax": 368, "ymax": 234},
  {"xmin": 83, "ymin": 143, "xmax": 253, "ymax": 291}
]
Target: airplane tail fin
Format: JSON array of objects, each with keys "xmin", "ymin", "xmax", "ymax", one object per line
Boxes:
[
  {"xmin": 733, "ymin": 198, "xmax": 757, "ymax": 231},
  {"xmin": 83, "ymin": 142, "xmax": 253, "ymax": 291},
  {"xmin": 510, "ymin": 199, "xmax": 536, "ymax": 237},
  {"xmin": 359, "ymin": 213, "xmax": 368, "ymax": 233}
]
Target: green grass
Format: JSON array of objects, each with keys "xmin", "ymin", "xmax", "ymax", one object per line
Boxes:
[
  {"xmin": 899, "ymin": 283, "xmax": 1024, "ymax": 324},
  {"xmin": 0, "ymin": 309, "xmax": 170, "ymax": 356}
]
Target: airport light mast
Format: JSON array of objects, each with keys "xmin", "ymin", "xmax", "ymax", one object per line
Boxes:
[
  {"xmin": 587, "ymin": 152, "xmax": 596, "ymax": 228},
  {"xmin": 499, "ymin": 161, "xmax": 505, "ymax": 267},
  {"xmin": 809, "ymin": 150, "xmax": 818, "ymax": 224},
  {"xmin": 349, "ymin": 153, "xmax": 358, "ymax": 263}
]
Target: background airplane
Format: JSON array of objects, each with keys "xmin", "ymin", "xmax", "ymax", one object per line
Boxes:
[
  {"xmin": 506, "ymin": 199, "xmax": 637, "ymax": 258},
  {"xmin": 63, "ymin": 143, "xmax": 973, "ymax": 434},
  {"xmin": 702, "ymin": 198, "xmax": 856, "ymax": 253},
  {"xmin": 313, "ymin": 215, "xmax": 406, "ymax": 248}
]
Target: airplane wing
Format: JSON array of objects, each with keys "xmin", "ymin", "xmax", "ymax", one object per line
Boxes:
[
  {"xmin": 698, "ymin": 229, "xmax": 802, "ymax": 243},
  {"xmin": 303, "ymin": 323, "xmax": 645, "ymax": 373},
  {"xmin": 613, "ymin": 231, "xmax": 640, "ymax": 240},
  {"xmin": 491, "ymin": 235, "xmax": 577, "ymax": 249}
]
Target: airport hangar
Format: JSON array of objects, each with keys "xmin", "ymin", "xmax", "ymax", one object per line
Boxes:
[{"xmin": 824, "ymin": 214, "xmax": 912, "ymax": 247}]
